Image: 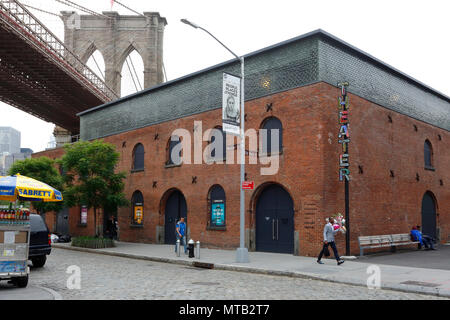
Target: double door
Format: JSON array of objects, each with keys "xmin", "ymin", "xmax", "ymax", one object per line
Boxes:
[
  {"xmin": 56, "ymin": 208, "xmax": 69, "ymax": 235},
  {"xmin": 255, "ymin": 185, "xmax": 294, "ymax": 254}
]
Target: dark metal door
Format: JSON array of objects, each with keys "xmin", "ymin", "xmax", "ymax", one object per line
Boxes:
[
  {"xmin": 256, "ymin": 209, "xmax": 278, "ymax": 253},
  {"xmin": 56, "ymin": 208, "xmax": 69, "ymax": 235},
  {"xmin": 255, "ymin": 185, "xmax": 294, "ymax": 254},
  {"xmin": 421, "ymin": 192, "xmax": 436, "ymax": 238},
  {"xmin": 164, "ymin": 191, "xmax": 187, "ymax": 244}
]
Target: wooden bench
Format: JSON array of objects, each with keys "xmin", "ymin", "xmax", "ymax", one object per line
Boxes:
[{"xmin": 358, "ymin": 233, "xmax": 419, "ymax": 256}]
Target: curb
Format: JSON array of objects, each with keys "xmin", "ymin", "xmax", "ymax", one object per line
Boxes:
[
  {"xmin": 36, "ymin": 285, "xmax": 63, "ymax": 300},
  {"xmin": 52, "ymin": 244, "xmax": 450, "ymax": 299}
]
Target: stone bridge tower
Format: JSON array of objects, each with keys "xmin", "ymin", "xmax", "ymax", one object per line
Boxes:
[
  {"xmin": 61, "ymin": 10, "xmax": 167, "ymax": 97},
  {"xmin": 54, "ymin": 11, "xmax": 167, "ymax": 146}
]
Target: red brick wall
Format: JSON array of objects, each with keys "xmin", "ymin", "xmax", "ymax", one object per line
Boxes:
[
  {"xmin": 320, "ymin": 84, "xmax": 450, "ymax": 255},
  {"xmin": 33, "ymin": 82, "xmax": 450, "ymax": 257},
  {"xmin": 31, "ymin": 148, "xmax": 64, "ymax": 234},
  {"xmin": 32, "ymin": 149, "xmax": 99, "ymax": 236}
]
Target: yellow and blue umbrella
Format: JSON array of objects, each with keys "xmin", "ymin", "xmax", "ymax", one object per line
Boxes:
[{"xmin": 0, "ymin": 174, "xmax": 63, "ymax": 202}]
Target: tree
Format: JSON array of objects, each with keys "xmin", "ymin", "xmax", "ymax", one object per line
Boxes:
[
  {"xmin": 8, "ymin": 157, "xmax": 64, "ymax": 215},
  {"xmin": 60, "ymin": 140, "xmax": 129, "ymax": 237}
]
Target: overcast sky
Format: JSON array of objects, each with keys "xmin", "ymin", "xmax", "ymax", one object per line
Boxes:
[{"xmin": 1, "ymin": 0, "xmax": 449, "ymax": 152}]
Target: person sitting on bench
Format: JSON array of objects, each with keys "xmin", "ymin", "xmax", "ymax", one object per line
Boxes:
[
  {"xmin": 416, "ymin": 225, "xmax": 436, "ymax": 250},
  {"xmin": 410, "ymin": 226, "xmax": 436, "ymax": 250}
]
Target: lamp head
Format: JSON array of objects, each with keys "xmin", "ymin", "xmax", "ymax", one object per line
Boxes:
[{"xmin": 180, "ymin": 18, "xmax": 199, "ymax": 29}]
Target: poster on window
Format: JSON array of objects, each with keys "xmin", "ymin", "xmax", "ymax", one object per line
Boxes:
[
  {"xmin": 222, "ymin": 72, "xmax": 241, "ymax": 136},
  {"xmin": 81, "ymin": 206, "xmax": 88, "ymax": 224},
  {"xmin": 211, "ymin": 200, "xmax": 225, "ymax": 226},
  {"xmin": 134, "ymin": 205, "xmax": 143, "ymax": 225}
]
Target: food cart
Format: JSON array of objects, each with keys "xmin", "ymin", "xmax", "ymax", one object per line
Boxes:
[
  {"xmin": 0, "ymin": 208, "xmax": 30, "ymax": 287},
  {"xmin": 0, "ymin": 174, "xmax": 63, "ymax": 288}
]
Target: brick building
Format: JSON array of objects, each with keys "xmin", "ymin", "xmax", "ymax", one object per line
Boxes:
[{"xmin": 34, "ymin": 30, "xmax": 450, "ymax": 257}]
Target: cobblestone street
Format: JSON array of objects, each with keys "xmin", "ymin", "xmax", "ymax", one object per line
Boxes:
[{"xmin": 22, "ymin": 248, "xmax": 447, "ymax": 300}]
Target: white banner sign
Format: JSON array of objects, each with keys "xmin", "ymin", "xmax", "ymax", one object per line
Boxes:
[{"xmin": 222, "ymin": 73, "xmax": 241, "ymax": 135}]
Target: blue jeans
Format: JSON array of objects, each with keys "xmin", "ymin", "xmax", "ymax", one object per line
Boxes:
[
  {"xmin": 422, "ymin": 235, "xmax": 435, "ymax": 249},
  {"xmin": 175, "ymin": 234, "xmax": 187, "ymax": 253}
]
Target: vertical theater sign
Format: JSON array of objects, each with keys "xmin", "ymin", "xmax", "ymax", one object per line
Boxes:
[
  {"xmin": 338, "ymin": 82, "xmax": 351, "ymax": 255},
  {"xmin": 338, "ymin": 82, "xmax": 350, "ymax": 181}
]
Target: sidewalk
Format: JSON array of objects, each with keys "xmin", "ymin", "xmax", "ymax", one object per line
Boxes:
[{"xmin": 52, "ymin": 241, "xmax": 450, "ymax": 298}]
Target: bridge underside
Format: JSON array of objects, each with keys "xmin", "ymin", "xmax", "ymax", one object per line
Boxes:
[{"xmin": 0, "ymin": 23, "xmax": 107, "ymax": 134}]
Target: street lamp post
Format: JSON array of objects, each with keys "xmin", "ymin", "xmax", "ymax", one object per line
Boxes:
[{"xmin": 181, "ymin": 19, "xmax": 249, "ymax": 263}]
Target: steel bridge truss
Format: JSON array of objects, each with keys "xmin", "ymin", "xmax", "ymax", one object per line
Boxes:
[{"xmin": 0, "ymin": 0, "xmax": 118, "ymax": 133}]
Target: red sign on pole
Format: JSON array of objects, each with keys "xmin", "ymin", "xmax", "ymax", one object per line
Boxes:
[{"xmin": 242, "ymin": 181, "xmax": 254, "ymax": 190}]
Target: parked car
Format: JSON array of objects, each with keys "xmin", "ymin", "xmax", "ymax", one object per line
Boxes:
[{"xmin": 29, "ymin": 214, "xmax": 51, "ymax": 268}]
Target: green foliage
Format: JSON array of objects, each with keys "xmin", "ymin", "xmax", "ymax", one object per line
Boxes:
[
  {"xmin": 71, "ymin": 236, "xmax": 116, "ymax": 249},
  {"xmin": 8, "ymin": 157, "xmax": 64, "ymax": 214},
  {"xmin": 60, "ymin": 140, "xmax": 129, "ymax": 235}
]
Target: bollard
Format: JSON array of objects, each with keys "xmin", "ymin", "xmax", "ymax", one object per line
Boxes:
[
  {"xmin": 176, "ymin": 239, "xmax": 180, "ymax": 257},
  {"xmin": 188, "ymin": 239, "xmax": 195, "ymax": 258},
  {"xmin": 196, "ymin": 241, "xmax": 201, "ymax": 259}
]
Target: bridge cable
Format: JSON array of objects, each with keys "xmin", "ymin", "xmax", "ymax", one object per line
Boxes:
[
  {"xmin": 129, "ymin": 55, "xmax": 142, "ymax": 91},
  {"xmin": 162, "ymin": 62, "xmax": 168, "ymax": 82},
  {"xmin": 91, "ymin": 54, "xmax": 105, "ymax": 80},
  {"xmin": 22, "ymin": 4, "xmax": 62, "ymax": 18},
  {"xmin": 125, "ymin": 58, "xmax": 139, "ymax": 93},
  {"xmin": 58, "ymin": 0, "xmax": 109, "ymax": 18},
  {"xmin": 112, "ymin": 0, "xmax": 145, "ymax": 17},
  {"xmin": 53, "ymin": 0, "xmax": 112, "ymax": 19}
]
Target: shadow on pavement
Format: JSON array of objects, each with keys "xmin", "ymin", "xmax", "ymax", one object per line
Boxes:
[{"xmin": 354, "ymin": 244, "xmax": 450, "ymax": 270}]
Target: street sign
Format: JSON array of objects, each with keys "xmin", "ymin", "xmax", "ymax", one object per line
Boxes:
[{"xmin": 242, "ymin": 181, "xmax": 254, "ymax": 190}]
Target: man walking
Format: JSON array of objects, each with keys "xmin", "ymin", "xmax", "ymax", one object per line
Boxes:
[
  {"xmin": 317, "ymin": 217, "xmax": 345, "ymax": 265},
  {"xmin": 175, "ymin": 217, "xmax": 188, "ymax": 254}
]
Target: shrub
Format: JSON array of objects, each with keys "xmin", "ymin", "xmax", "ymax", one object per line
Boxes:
[{"xmin": 71, "ymin": 236, "xmax": 116, "ymax": 249}]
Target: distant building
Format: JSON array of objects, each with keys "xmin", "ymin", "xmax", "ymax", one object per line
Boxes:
[
  {"xmin": 0, "ymin": 128, "xmax": 33, "ymax": 175},
  {"xmin": 0, "ymin": 127, "xmax": 20, "ymax": 155},
  {"xmin": 20, "ymin": 148, "xmax": 33, "ymax": 157}
]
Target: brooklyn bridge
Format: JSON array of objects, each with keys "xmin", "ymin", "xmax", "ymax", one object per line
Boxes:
[{"xmin": 0, "ymin": 0, "xmax": 166, "ymax": 137}]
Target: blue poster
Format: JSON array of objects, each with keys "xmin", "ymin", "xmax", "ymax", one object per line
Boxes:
[{"xmin": 211, "ymin": 201, "xmax": 225, "ymax": 226}]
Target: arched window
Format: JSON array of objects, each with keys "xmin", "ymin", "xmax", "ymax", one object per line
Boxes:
[
  {"xmin": 210, "ymin": 127, "xmax": 227, "ymax": 161},
  {"xmin": 132, "ymin": 143, "xmax": 145, "ymax": 171},
  {"xmin": 260, "ymin": 117, "xmax": 283, "ymax": 155},
  {"xmin": 424, "ymin": 140, "xmax": 433, "ymax": 169},
  {"xmin": 131, "ymin": 190, "xmax": 144, "ymax": 225},
  {"xmin": 167, "ymin": 135, "xmax": 181, "ymax": 166},
  {"xmin": 207, "ymin": 185, "xmax": 226, "ymax": 228}
]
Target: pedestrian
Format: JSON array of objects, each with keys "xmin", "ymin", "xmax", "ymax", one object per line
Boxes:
[
  {"xmin": 111, "ymin": 216, "xmax": 118, "ymax": 240},
  {"xmin": 317, "ymin": 217, "xmax": 345, "ymax": 265},
  {"xmin": 106, "ymin": 215, "xmax": 117, "ymax": 240},
  {"xmin": 114, "ymin": 216, "xmax": 119, "ymax": 240},
  {"xmin": 175, "ymin": 217, "xmax": 187, "ymax": 254}
]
